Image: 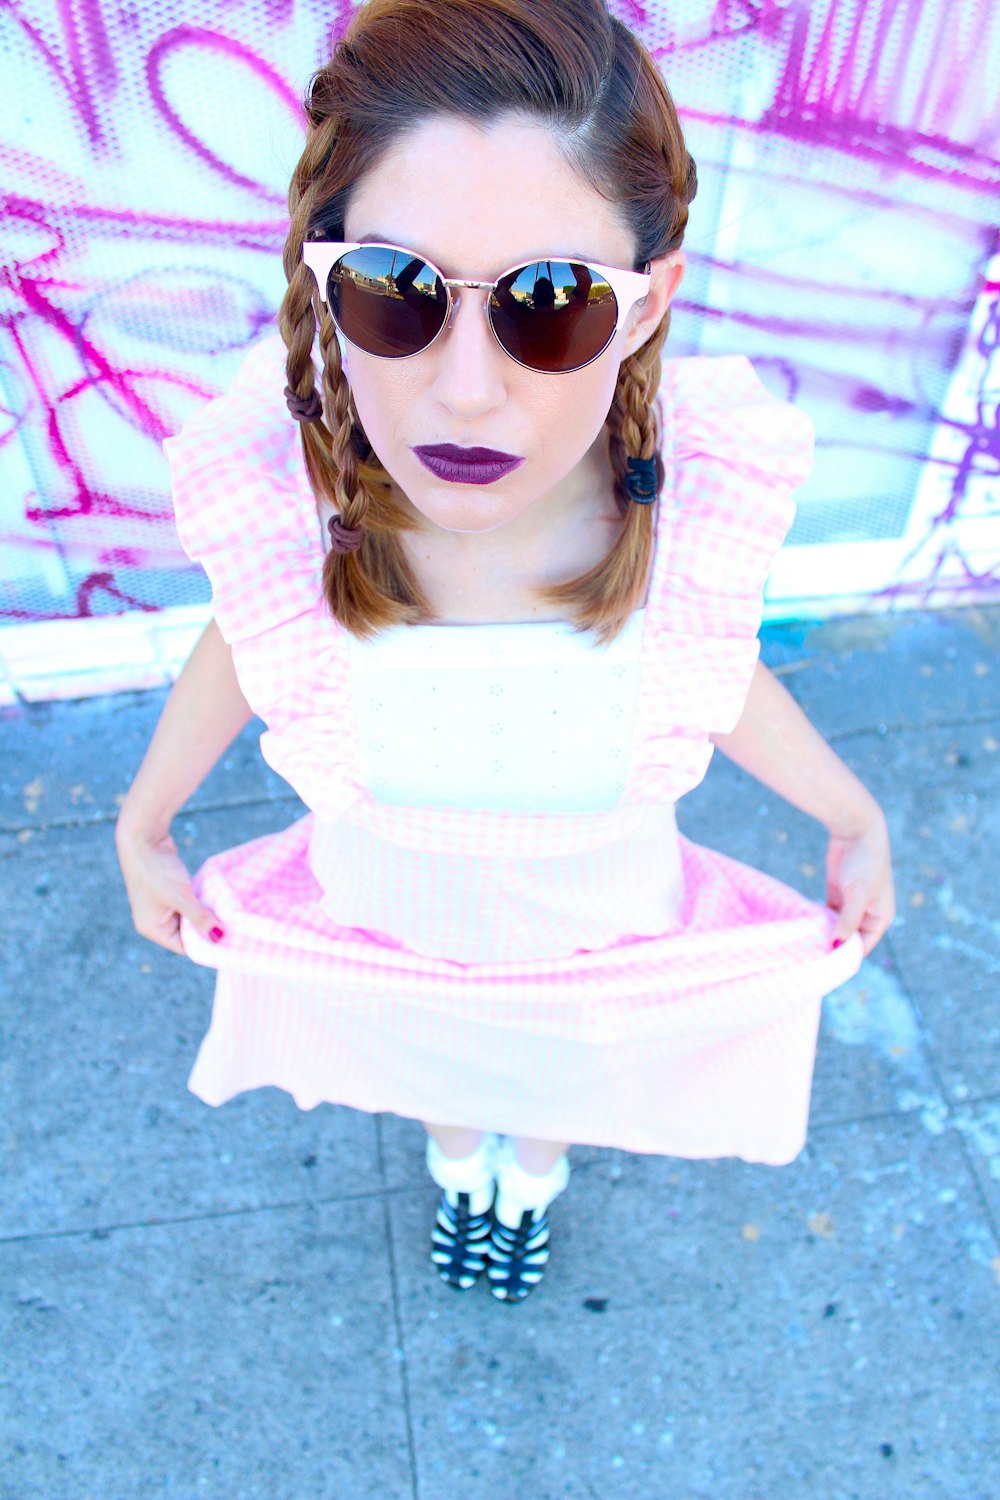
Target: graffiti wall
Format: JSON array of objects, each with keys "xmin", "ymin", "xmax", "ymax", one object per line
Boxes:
[{"xmin": 1, "ymin": 0, "xmax": 998, "ymax": 699}]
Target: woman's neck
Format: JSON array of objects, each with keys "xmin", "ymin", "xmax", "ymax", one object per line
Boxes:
[
  {"xmin": 398, "ymin": 432, "xmax": 618, "ymax": 577},
  {"xmin": 395, "ymin": 438, "xmax": 633, "ymax": 624},
  {"xmin": 316, "ymin": 434, "xmax": 636, "ymax": 624}
]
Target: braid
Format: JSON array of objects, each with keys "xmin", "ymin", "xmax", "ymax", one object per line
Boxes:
[
  {"xmin": 278, "ymin": 117, "xmax": 429, "ymax": 638},
  {"xmin": 605, "ymin": 316, "xmax": 670, "ymax": 512},
  {"xmin": 318, "ymin": 308, "xmax": 361, "ymax": 518},
  {"xmin": 536, "ymin": 311, "xmax": 671, "ymax": 647},
  {"xmin": 279, "ymin": 124, "xmax": 336, "ymax": 474}
]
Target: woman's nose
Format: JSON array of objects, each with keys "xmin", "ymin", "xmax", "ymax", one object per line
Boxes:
[{"xmin": 429, "ymin": 287, "xmax": 508, "ymax": 411}]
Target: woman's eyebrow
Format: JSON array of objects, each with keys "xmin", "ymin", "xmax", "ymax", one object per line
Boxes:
[
  {"xmin": 353, "ymin": 234, "xmax": 604, "ymax": 270},
  {"xmin": 356, "ymin": 231, "xmax": 450, "ymax": 264}
]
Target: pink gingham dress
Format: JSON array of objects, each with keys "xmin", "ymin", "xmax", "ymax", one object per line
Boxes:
[{"xmin": 165, "ymin": 333, "xmax": 863, "ymax": 1167}]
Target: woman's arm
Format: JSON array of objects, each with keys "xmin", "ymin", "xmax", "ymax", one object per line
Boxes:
[
  {"xmin": 115, "ymin": 616, "xmax": 255, "ymax": 954},
  {"xmin": 709, "ymin": 659, "xmax": 879, "ymax": 835},
  {"xmin": 709, "ymin": 659, "xmax": 895, "ymax": 954},
  {"xmin": 116, "ymin": 615, "xmax": 253, "ymax": 841}
]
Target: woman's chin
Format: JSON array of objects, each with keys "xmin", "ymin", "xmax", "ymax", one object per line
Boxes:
[{"xmin": 403, "ymin": 484, "xmax": 529, "ymax": 538}]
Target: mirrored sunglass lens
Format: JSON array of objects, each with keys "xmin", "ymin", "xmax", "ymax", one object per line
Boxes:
[
  {"xmin": 490, "ymin": 260, "xmax": 618, "ymax": 372},
  {"xmin": 328, "ymin": 246, "xmax": 447, "ymax": 357}
]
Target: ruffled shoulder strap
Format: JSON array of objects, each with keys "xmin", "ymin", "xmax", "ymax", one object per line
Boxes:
[
  {"xmin": 163, "ymin": 332, "xmax": 325, "ymax": 645},
  {"xmin": 163, "ymin": 333, "xmax": 365, "ymax": 821},
  {"xmin": 637, "ymin": 356, "xmax": 813, "ymax": 754},
  {"xmin": 651, "ymin": 354, "xmax": 812, "ymax": 645}
]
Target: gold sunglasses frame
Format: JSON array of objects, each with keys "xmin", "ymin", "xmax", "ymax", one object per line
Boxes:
[{"xmin": 301, "ymin": 239, "xmax": 653, "ymax": 373}]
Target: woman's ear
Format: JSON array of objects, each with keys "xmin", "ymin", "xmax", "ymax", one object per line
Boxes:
[{"xmin": 621, "ymin": 250, "xmax": 685, "ymax": 361}]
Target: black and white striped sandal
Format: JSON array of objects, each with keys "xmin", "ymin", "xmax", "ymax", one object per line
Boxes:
[
  {"xmin": 431, "ymin": 1187, "xmax": 496, "ymax": 1290},
  {"xmin": 485, "ymin": 1204, "xmax": 552, "ymax": 1303}
]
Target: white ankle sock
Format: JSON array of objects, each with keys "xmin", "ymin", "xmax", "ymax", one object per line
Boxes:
[
  {"xmin": 425, "ymin": 1133, "xmax": 499, "ymax": 1217},
  {"xmin": 492, "ymin": 1137, "xmax": 571, "ymax": 1228}
]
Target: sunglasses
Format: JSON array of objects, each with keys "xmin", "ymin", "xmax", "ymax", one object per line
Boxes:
[{"xmin": 301, "ymin": 239, "xmax": 652, "ymax": 374}]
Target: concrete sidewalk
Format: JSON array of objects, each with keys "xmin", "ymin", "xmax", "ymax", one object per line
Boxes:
[{"xmin": 1, "ymin": 604, "xmax": 998, "ymax": 1500}]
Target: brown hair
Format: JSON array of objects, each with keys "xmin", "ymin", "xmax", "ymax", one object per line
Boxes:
[{"xmin": 279, "ymin": 0, "xmax": 696, "ymax": 644}]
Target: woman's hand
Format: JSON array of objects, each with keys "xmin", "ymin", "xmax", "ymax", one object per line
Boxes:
[
  {"xmin": 116, "ymin": 820, "xmax": 224, "ymax": 957},
  {"xmin": 826, "ymin": 808, "xmax": 896, "ymax": 958}
]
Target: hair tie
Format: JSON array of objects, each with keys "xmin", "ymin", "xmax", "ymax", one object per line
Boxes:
[
  {"xmin": 625, "ymin": 455, "xmax": 659, "ymax": 503},
  {"xmin": 327, "ymin": 514, "xmax": 364, "ymax": 554},
  {"xmin": 284, "ymin": 383, "xmax": 324, "ymax": 423}
]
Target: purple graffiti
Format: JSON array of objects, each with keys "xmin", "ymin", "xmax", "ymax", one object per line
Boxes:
[{"xmin": 146, "ymin": 26, "xmax": 300, "ymax": 201}]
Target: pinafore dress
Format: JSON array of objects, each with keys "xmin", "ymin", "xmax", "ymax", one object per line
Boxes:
[{"xmin": 165, "ymin": 333, "xmax": 863, "ymax": 1167}]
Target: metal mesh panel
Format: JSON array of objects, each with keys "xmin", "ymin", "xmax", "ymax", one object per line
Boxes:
[{"xmin": 1, "ymin": 0, "xmax": 998, "ymax": 629}]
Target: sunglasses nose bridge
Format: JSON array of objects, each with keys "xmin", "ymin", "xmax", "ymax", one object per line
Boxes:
[{"xmin": 440, "ymin": 277, "xmax": 496, "ymax": 333}]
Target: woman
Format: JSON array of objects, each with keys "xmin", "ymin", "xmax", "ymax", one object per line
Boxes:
[{"xmin": 117, "ymin": 0, "xmax": 894, "ymax": 1304}]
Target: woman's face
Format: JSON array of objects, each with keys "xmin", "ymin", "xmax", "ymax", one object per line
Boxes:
[{"xmin": 340, "ymin": 113, "xmax": 684, "ymax": 551}]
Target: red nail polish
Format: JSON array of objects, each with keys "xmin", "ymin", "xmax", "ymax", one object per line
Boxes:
[
  {"xmin": 209, "ymin": 927, "xmax": 225, "ymax": 943},
  {"xmin": 832, "ymin": 938, "xmax": 843, "ymax": 949}
]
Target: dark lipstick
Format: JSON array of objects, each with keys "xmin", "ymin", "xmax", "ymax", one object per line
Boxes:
[{"xmin": 413, "ymin": 443, "xmax": 525, "ymax": 485}]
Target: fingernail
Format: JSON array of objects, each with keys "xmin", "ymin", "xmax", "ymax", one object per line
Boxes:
[
  {"xmin": 832, "ymin": 938, "xmax": 843, "ymax": 949},
  {"xmin": 209, "ymin": 927, "xmax": 225, "ymax": 943}
]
